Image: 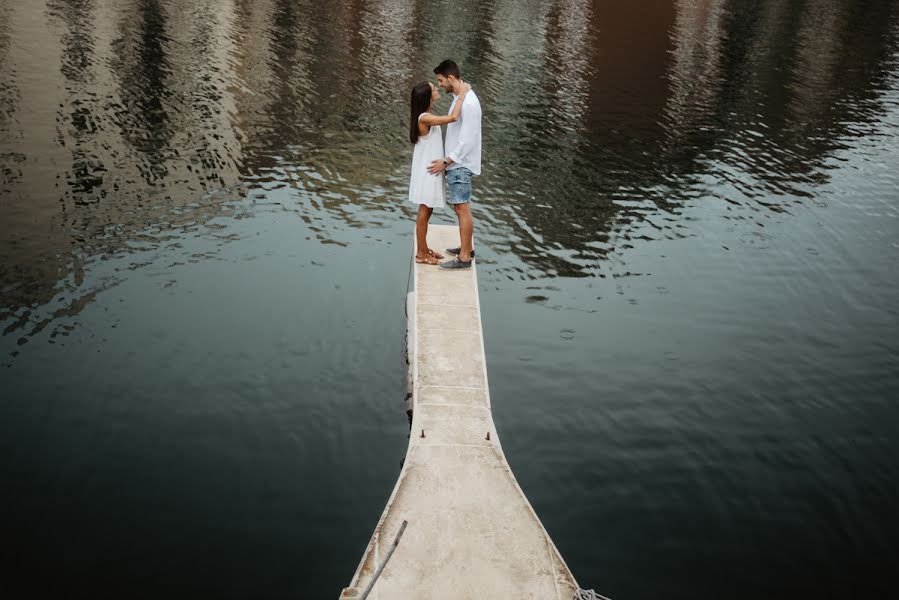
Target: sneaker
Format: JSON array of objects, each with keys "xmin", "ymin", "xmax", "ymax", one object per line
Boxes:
[
  {"xmin": 445, "ymin": 247, "xmax": 475, "ymax": 258},
  {"xmin": 439, "ymin": 257, "xmax": 472, "ymax": 270}
]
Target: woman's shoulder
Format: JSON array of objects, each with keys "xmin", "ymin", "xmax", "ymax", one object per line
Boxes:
[{"xmin": 418, "ymin": 112, "xmax": 431, "ymax": 121}]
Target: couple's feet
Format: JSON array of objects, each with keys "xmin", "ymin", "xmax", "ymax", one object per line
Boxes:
[{"xmin": 415, "ymin": 247, "xmax": 475, "ymax": 269}]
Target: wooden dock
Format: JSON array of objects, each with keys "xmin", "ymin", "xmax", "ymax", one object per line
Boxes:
[{"xmin": 340, "ymin": 224, "xmax": 579, "ymax": 599}]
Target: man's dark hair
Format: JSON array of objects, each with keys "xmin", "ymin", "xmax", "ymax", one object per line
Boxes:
[{"xmin": 434, "ymin": 59, "xmax": 461, "ymax": 79}]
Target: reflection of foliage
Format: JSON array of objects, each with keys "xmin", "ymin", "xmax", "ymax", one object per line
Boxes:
[
  {"xmin": 472, "ymin": 0, "xmax": 899, "ymax": 278},
  {"xmin": 1, "ymin": 0, "xmax": 898, "ymax": 336},
  {"xmin": 109, "ymin": 0, "xmax": 171, "ymax": 162}
]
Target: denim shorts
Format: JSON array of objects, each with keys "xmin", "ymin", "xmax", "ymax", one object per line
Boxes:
[{"xmin": 446, "ymin": 167, "xmax": 473, "ymax": 204}]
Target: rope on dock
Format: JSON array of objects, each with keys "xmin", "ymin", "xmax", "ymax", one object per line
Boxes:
[
  {"xmin": 404, "ymin": 236, "xmax": 414, "ymax": 317},
  {"xmin": 358, "ymin": 520, "xmax": 409, "ymax": 600},
  {"xmin": 575, "ymin": 588, "xmax": 613, "ymax": 600}
]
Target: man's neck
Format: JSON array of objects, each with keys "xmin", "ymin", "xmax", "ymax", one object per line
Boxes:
[{"xmin": 453, "ymin": 80, "xmax": 466, "ymax": 95}]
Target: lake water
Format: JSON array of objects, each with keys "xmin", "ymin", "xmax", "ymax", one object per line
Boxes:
[{"xmin": 1, "ymin": 1, "xmax": 898, "ymax": 598}]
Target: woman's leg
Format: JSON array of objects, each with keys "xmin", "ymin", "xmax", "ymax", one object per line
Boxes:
[{"xmin": 415, "ymin": 205, "xmax": 437, "ymax": 263}]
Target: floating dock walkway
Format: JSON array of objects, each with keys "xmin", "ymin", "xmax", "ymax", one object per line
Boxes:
[{"xmin": 340, "ymin": 225, "xmax": 585, "ymax": 599}]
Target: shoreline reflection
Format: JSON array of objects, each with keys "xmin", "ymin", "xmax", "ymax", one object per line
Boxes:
[{"xmin": 1, "ymin": 0, "xmax": 897, "ymax": 345}]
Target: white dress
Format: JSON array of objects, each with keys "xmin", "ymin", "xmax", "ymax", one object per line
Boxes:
[{"xmin": 408, "ymin": 113, "xmax": 446, "ymax": 208}]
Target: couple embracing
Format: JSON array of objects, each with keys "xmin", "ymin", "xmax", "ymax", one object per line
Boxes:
[{"xmin": 408, "ymin": 59, "xmax": 481, "ymax": 270}]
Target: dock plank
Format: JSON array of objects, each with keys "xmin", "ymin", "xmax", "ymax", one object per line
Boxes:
[{"xmin": 341, "ymin": 225, "xmax": 578, "ymax": 599}]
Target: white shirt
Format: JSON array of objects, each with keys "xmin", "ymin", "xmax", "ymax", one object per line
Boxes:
[{"xmin": 445, "ymin": 89, "xmax": 482, "ymax": 176}]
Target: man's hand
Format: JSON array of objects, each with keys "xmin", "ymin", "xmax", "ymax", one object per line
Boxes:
[{"xmin": 428, "ymin": 159, "xmax": 445, "ymax": 175}]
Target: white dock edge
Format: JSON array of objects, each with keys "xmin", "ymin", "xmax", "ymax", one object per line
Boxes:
[{"xmin": 340, "ymin": 225, "xmax": 578, "ymax": 600}]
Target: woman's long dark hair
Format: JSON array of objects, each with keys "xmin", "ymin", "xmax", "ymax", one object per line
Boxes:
[{"xmin": 409, "ymin": 81, "xmax": 432, "ymax": 144}]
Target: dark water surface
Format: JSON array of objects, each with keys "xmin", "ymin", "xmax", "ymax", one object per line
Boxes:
[{"xmin": 2, "ymin": 1, "xmax": 899, "ymax": 598}]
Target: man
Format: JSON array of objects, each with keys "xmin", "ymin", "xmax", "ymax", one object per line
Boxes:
[{"xmin": 428, "ymin": 59, "xmax": 482, "ymax": 270}]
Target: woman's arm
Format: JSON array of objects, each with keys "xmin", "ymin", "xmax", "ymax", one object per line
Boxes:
[{"xmin": 421, "ymin": 83, "xmax": 471, "ymax": 126}]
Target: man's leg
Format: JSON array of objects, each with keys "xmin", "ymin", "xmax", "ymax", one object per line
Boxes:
[
  {"xmin": 453, "ymin": 203, "xmax": 474, "ymax": 262},
  {"xmin": 416, "ymin": 205, "xmax": 433, "ymax": 259}
]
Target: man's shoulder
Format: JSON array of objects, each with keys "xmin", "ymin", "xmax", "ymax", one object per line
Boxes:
[{"xmin": 464, "ymin": 90, "xmax": 481, "ymax": 109}]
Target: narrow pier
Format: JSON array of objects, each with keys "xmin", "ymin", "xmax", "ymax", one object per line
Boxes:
[{"xmin": 340, "ymin": 225, "xmax": 579, "ymax": 599}]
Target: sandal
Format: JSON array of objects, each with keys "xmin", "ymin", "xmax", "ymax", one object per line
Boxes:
[
  {"xmin": 415, "ymin": 254, "xmax": 440, "ymax": 265},
  {"xmin": 427, "ymin": 248, "xmax": 444, "ymax": 259}
]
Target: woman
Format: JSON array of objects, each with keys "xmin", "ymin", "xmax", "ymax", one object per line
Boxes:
[{"xmin": 408, "ymin": 80, "xmax": 470, "ymax": 264}]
